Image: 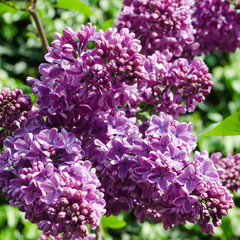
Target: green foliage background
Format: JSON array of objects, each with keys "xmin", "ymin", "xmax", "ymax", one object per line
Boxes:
[{"xmin": 1, "ymin": 0, "xmax": 240, "ymax": 239}]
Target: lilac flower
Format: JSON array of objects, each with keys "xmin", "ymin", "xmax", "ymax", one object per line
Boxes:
[
  {"xmin": 117, "ymin": 0, "xmax": 240, "ymax": 57},
  {"xmin": 151, "ymin": 134, "xmax": 171, "ymax": 153},
  {"xmin": 50, "ymin": 87, "xmax": 68, "ymax": 111},
  {"xmin": 147, "ymin": 164, "xmax": 176, "ymax": 190},
  {"xmin": 27, "ymin": 24, "xmax": 146, "ymax": 133},
  {"xmin": 0, "ymin": 149, "xmax": 11, "ymax": 170},
  {"xmin": 0, "ymin": 125, "xmax": 106, "ymax": 239},
  {"xmin": 21, "ymin": 180, "xmax": 44, "ymax": 205},
  {"xmin": 172, "ymin": 187, "xmax": 199, "ymax": 213},
  {"xmin": 34, "ymin": 163, "xmax": 55, "ymax": 182},
  {"xmin": 25, "ymin": 141, "xmax": 50, "ymax": 163},
  {"xmin": 41, "ymin": 174, "xmax": 63, "ymax": 204},
  {"xmin": 177, "ymin": 164, "xmax": 201, "ymax": 192},
  {"xmin": 199, "ymin": 159, "xmax": 220, "ymax": 183},
  {"xmin": 145, "ymin": 113, "xmax": 172, "ymax": 137},
  {"xmin": 107, "ymin": 138, "xmax": 131, "ymax": 159}
]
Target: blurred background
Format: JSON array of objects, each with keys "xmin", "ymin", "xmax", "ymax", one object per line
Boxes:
[{"xmin": 1, "ymin": 0, "xmax": 240, "ymax": 239}]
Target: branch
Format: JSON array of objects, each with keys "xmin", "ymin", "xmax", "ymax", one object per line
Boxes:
[
  {"xmin": 0, "ymin": 0, "xmax": 27, "ymax": 11},
  {"xmin": 0, "ymin": 0, "xmax": 49, "ymax": 54},
  {"xmin": 95, "ymin": 222, "xmax": 104, "ymax": 240},
  {"xmin": 28, "ymin": 0, "xmax": 49, "ymax": 53}
]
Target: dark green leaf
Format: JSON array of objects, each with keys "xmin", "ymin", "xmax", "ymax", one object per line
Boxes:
[
  {"xmin": 54, "ymin": 0, "xmax": 93, "ymax": 15},
  {"xmin": 201, "ymin": 112, "xmax": 240, "ymax": 136}
]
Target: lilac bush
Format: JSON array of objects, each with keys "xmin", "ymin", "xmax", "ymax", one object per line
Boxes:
[{"xmin": 0, "ymin": 19, "xmax": 237, "ymax": 239}]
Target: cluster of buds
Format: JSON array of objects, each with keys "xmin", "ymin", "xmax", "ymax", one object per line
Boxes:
[
  {"xmin": 0, "ymin": 88, "xmax": 32, "ymax": 148},
  {"xmin": 211, "ymin": 153, "xmax": 240, "ymax": 192}
]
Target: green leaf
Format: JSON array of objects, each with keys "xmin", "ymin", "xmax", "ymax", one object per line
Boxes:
[
  {"xmin": 198, "ymin": 122, "xmax": 220, "ymax": 136},
  {"xmin": 102, "ymin": 19, "xmax": 114, "ymax": 31},
  {"xmin": 6, "ymin": 206, "xmax": 18, "ymax": 228},
  {"xmin": 0, "ymin": 3, "xmax": 18, "ymax": 14},
  {"xmin": 54, "ymin": 0, "xmax": 93, "ymax": 15},
  {"xmin": 25, "ymin": 32, "xmax": 38, "ymax": 39},
  {"xmin": 22, "ymin": 221, "xmax": 41, "ymax": 239},
  {"xmin": 201, "ymin": 112, "xmax": 240, "ymax": 136},
  {"xmin": 101, "ymin": 215, "xmax": 126, "ymax": 229}
]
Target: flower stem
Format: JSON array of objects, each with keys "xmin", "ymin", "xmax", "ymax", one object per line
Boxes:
[{"xmin": 96, "ymin": 222, "xmax": 104, "ymax": 240}]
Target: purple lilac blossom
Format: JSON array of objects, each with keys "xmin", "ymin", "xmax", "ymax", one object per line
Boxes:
[
  {"xmin": 115, "ymin": 0, "xmax": 198, "ymax": 57},
  {"xmin": 0, "ymin": 88, "xmax": 33, "ymax": 148},
  {"xmin": 0, "ymin": 124, "xmax": 105, "ymax": 240},
  {"xmin": 27, "ymin": 23, "xmax": 147, "ymax": 135},
  {"xmin": 117, "ymin": 0, "xmax": 240, "ymax": 57},
  {"xmin": 27, "ymin": 23, "xmax": 213, "ymax": 128},
  {"xmin": 211, "ymin": 152, "xmax": 240, "ymax": 192},
  {"xmin": 192, "ymin": 0, "xmax": 240, "ymax": 55},
  {"xmin": 85, "ymin": 109, "xmax": 233, "ymax": 234},
  {"xmin": 140, "ymin": 50, "xmax": 213, "ymax": 118}
]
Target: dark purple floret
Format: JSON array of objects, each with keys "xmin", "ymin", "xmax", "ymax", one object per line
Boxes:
[
  {"xmin": 0, "ymin": 88, "xmax": 33, "ymax": 148},
  {"xmin": 211, "ymin": 152, "xmax": 240, "ymax": 192}
]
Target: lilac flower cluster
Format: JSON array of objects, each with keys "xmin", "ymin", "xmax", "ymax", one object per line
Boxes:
[
  {"xmin": 0, "ymin": 87, "xmax": 32, "ymax": 148},
  {"xmin": 192, "ymin": 0, "xmax": 240, "ymax": 55},
  {"xmin": 0, "ymin": 122, "xmax": 105, "ymax": 240},
  {"xmin": 141, "ymin": 50, "xmax": 213, "ymax": 118},
  {"xmin": 211, "ymin": 152, "xmax": 240, "ymax": 192},
  {"xmin": 115, "ymin": 0, "xmax": 198, "ymax": 57},
  {"xmin": 27, "ymin": 23, "xmax": 147, "ymax": 132},
  {"xmin": 86, "ymin": 110, "xmax": 233, "ymax": 234},
  {"xmin": 116, "ymin": 0, "xmax": 240, "ymax": 57},
  {"xmin": 27, "ymin": 24, "xmax": 214, "ymax": 125},
  {"xmin": 0, "ymin": 23, "xmax": 233, "ymax": 238}
]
